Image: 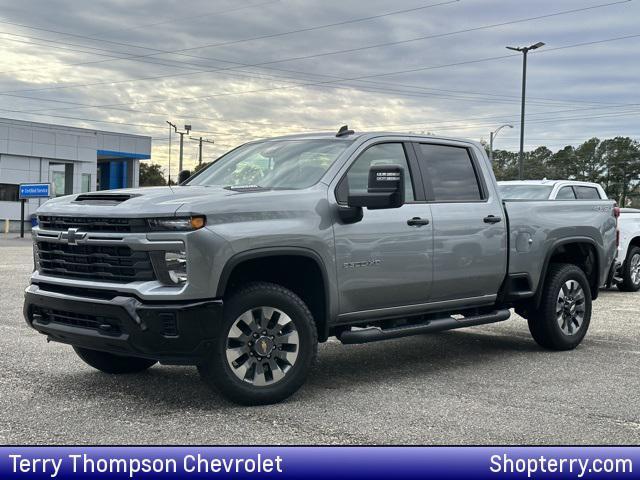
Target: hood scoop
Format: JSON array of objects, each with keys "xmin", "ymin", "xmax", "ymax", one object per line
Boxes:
[{"xmin": 73, "ymin": 193, "xmax": 139, "ymax": 205}]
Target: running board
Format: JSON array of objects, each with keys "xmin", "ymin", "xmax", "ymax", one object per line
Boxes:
[{"xmin": 338, "ymin": 309, "xmax": 511, "ymax": 345}]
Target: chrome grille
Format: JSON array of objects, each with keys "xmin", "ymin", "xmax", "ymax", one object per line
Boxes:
[{"xmin": 36, "ymin": 241, "xmax": 155, "ymax": 283}]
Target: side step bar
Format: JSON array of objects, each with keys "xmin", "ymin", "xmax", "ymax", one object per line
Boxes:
[{"xmin": 338, "ymin": 309, "xmax": 511, "ymax": 345}]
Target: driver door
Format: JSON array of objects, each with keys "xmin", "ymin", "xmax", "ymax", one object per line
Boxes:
[{"xmin": 332, "ymin": 142, "xmax": 434, "ymax": 316}]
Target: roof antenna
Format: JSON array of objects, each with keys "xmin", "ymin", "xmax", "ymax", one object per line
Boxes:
[{"xmin": 336, "ymin": 125, "xmax": 354, "ymax": 137}]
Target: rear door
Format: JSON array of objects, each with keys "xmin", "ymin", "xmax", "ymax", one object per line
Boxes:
[{"xmin": 412, "ymin": 142, "xmax": 507, "ymax": 302}]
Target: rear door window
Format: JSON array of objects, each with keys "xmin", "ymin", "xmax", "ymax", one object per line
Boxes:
[
  {"xmin": 416, "ymin": 144, "xmax": 482, "ymax": 201},
  {"xmin": 575, "ymin": 186, "xmax": 601, "ymax": 199},
  {"xmin": 556, "ymin": 186, "xmax": 576, "ymax": 199}
]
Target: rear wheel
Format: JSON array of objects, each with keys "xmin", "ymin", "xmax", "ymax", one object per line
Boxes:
[
  {"xmin": 73, "ymin": 346, "xmax": 157, "ymax": 374},
  {"xmin": 617, "ymin": 246, "xmax": 640, "ymax": 292},
  {"xmin": 198, "ymin": 282, "xmax": 317, "ymax": 405},
  {"xmin": 527, "ymin": 263, "xmax": 592, "ymax": 350}
]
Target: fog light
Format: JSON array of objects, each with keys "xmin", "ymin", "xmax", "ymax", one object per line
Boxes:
[
  {"xmin": 165, "ymin": 251, "xmax": 187, "ymax": 284},
  {"xmin": 33, "ymin": 244, "xmax": 40, "ymax": 272}
]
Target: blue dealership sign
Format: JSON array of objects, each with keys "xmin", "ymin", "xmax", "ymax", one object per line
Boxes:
[{"xmin": 19, "ymin": 183, "xmax": 51, "ymax": 199}]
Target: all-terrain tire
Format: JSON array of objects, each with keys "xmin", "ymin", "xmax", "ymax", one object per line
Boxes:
[
  {"xmin": 73, "ymin": 346, "xmax": 157, "ymax": 373},
  {"xmin": 527, "ymin": 263, "xmax": 592, "ymax": 351},
  {"xmin": 198, "ymin": 282, "xmax": 318, "ymax": 406}
]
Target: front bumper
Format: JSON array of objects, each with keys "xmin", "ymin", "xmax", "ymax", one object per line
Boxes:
[{"xmin": 23, "ymin": 284, "xmax": 223, "ymax": 364}]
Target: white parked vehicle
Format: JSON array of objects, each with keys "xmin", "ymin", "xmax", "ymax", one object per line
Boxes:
[
  {"xmin": 615, "ymin": 208, "xmax": 640, "ymax": 292},
  {"xmin": 498, "ymin": 180, "xmax": 608, "ymax": 201}
]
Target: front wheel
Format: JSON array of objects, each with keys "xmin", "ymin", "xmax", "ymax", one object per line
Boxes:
[
  {"xmin": 198, "ymin": 282, "xmax": 318, "ymax": 405},
  {"xmin": 617, "ymin": 246, "xmax": 640, "ymax": 292},
  {"xmin": 527, "ymin": 263, "xmax": 592, "ymax": 351},
  {"xmin": 73, "ymin": 346, "xmax": 157, "ymax": 374}
]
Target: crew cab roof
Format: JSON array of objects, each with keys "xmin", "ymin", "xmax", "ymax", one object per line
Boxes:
[{"xmin": 255, "ymin": 131, "xmax": 481, "ymax": 147}]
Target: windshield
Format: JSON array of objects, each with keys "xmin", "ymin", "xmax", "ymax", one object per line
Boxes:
[
  {"xmin": 186, "ymin": 139, "xmax": 352, "ymax": 189},
  {"xmin": 498, "ymin": 184, "xmax": 553, "ymax": 200}
]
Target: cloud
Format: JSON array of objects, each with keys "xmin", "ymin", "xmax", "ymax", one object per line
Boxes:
[{"xmin": 0, "ymin": 0, "xmax": 639, "ymax": 176}]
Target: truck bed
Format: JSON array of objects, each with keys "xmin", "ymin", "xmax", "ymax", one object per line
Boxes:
[{"xmin": 503, "ymin": 199, "xmax": 617, "ymax": 293}]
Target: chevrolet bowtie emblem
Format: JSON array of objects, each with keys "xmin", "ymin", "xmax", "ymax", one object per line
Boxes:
[{"xmin": 60, "ymin": 228, "xmax": 86, "ymax": 245}]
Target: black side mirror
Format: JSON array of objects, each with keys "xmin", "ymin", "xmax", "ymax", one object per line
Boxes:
[
  {"xmin": 178, "ymin": 170, "xmax": 191, "ymax": 184},
  {"xmin": 348, "ymin": 165, "xmax": 405, "ymax": 209}
]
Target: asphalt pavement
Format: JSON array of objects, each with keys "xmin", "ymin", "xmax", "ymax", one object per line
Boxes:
[{"xmin": 1, "ymin": 237, "xmax": 638, "ymax": 444}]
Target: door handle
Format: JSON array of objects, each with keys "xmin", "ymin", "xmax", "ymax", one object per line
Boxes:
[
  {"xmin": 483, "ymin": 215, "xmax": 502, "ymax": 224},
  {"xmin": 407, "ymin": 217, "xmax": 430, "ymax": 227}
]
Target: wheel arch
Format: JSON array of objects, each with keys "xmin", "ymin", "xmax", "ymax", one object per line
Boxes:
[
  {"xmin": 216, "ymin": 247, "xmax": 331, "ymax": 342},
  {"xmin": 534, "ymin": 237, "xmax": 601, "ymax": 307},
  {"xmin": 628, "ymin": 235, "xmax": 640, "ymax": 250}
]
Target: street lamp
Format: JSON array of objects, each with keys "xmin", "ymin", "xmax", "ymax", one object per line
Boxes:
[
  {"xmin": 489, "ymin": 124, "xmax": 513, "ymax": 163},
  {"xmin": 506, "ymin": 41, "xmax": 545, "ymax": 179}
]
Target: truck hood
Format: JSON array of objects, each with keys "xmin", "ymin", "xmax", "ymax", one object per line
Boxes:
[
  {"xmin": 36, "ymin": 185, "xmax": 327, "ymax": 222},
  {"xmin": 36, "ymin": 186, "xmax": 244, "ymax": 217}
]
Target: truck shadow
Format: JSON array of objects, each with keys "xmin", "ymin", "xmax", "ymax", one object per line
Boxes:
[
  {"xmin": 40, "ymin": 327, "xmax": 541, "ymax": 409},
  {"xmin": 308, "ymin": 328, "xmax": 540, "ymax": 392}
]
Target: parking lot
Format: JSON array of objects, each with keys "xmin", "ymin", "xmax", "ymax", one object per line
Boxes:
[{"xmin": 1, "ymin": 237, "xmax": 638, "ymax": 445}]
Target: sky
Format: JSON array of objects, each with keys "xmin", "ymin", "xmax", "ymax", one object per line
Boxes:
[{"xmin": 0, "ymin": 0, "xmax": 639, "ymax": 177}]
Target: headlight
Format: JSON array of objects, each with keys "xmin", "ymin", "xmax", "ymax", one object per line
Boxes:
[
  {"xmin": 165, "ymin": 251, "xmax": 187, "ymax": 284},
  {"xmin": 147, "ymin": 216, "xmax": 205, "ymax": 231}
]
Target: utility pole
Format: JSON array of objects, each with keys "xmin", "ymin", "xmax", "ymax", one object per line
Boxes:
[
  {"xmin": 191, "ymin": 137, "xmax": 215, "ymax": 166},
  {"xmin": 167, "ymin": 122, "xmax": 192, "ymax": 174},
  {"xmin": 165, "ymin": 121, "xmax": 172, "ymax": 183},
  {"xmin": 506, "ymin": 42, "xmax": 545, "ymax": 179},
  {"xmin": 489, "ymin": 124, "xmax": 513, "ymax": 163}
]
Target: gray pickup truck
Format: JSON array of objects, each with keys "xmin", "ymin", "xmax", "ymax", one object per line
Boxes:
[{"xmin": 24, "ymin": 128, "xmax": 618, "ymax": 405}]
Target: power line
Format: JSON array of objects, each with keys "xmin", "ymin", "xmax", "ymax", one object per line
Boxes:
[
  {"xmin": 0, "ymin": 3, "xmax": 633, "ymax": 113},
  {"xmin": 1, "ymin": 32, "xmax": 613, "ymax": 113},
  {"xmin": 0, "ymin": 0, "xmax": 628, "ymax": 79},
  {"xmin": 11, "ymin": 32, "xmax": 640, "ymax": 117},
  {"xmin": 146, "ymin": 0, "xmax": 460, "ymax": 51},
  {"xmin": 86, "ymin": 0, "xmax": 281, "ymax": 38},
  {"xmin": 0, "ymin": 0, "xmax": 281, "ymax": 50},
  {"xmin": 0, "ymin": 0, "xmax": 460, "ymax": 75}
]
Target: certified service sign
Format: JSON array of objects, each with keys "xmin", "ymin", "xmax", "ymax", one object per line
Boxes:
[{"xmin": 19, "ymin": 183, "xmax": 51, "ymax": 199}]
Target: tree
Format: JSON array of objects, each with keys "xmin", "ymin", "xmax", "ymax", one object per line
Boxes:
[
  {"xmin": 549, "ymin": 146, "xmax": 576, "ymax": 180},
  {"xmin": 597, "ymin": 137, "xmax": 640, "ymax": 206},
  {"xmin": 488, "ymin": 137, "xmax": 639, "ymax": 207},
  {"xmin": 524, "ymin": 146, "xmax": 553, "ymax": 179},
  {"xmin": 490, "ymin": 149, "xmax": 519, "ymax": 180},
  {"xmin": 194, "ymin": 162, "xmax": 210, "ymax": 173},
  {"xmin": 139, "ymin": 163, "xmax": 167, "ymax": 187},
  {"xmin": 573, "ymin": 137, "xmax": 603, "ymax": 182}
]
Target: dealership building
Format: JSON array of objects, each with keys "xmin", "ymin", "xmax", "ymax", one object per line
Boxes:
[{"xmin": 0, "ymin": 117, "xmax": 151, "ymax": 231}]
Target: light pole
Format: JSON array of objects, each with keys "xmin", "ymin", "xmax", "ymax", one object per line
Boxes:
[
  {"xmin": 506, "ymin": 41, "xmax": 545, "ymax": 179},
  {"xmin": 489, "ymin": 124, "xmax": 513, "ymax": 163},
  {"xmin": 167, "ymin": 122, "xmax": 192, "ymax": 174}
]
